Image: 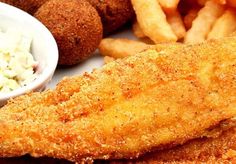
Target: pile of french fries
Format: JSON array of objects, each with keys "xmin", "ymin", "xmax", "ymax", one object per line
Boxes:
[{"xmin": 99, "ymin": 0, "xmax": 236, "ymax": 61}]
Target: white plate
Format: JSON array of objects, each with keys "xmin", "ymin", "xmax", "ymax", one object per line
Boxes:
[{"xmin": 47, "ymin": 28, "xmax": 136, "ymax": 89}]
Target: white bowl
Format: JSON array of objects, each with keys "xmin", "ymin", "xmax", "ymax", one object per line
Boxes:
[{"xmin": 0, "ymin": 2, "xmax": 58, "ymax": 106}]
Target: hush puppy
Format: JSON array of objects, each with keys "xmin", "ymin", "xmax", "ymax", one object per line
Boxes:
[
  {"xmin": 34, "ymin": 0, "xmax": 103, "ymax": 65},
  {"xmin": 0, "ymin": 0, "xmax": 49, "ymax": 14},
  {"xmin": 87, "ymin": 0, "xmax": 135, "ymax": 35}
]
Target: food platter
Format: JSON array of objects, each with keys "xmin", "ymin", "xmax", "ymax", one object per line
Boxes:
[
  {"xmin": 47, "ymin": 28, "xmax": 136, "ymax": 89},
  {"xmin": 1, "ymin": 0, "xmax": 236, "ymax": 163}
]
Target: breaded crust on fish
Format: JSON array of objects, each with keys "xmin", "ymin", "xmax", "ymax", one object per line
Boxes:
[
  {"xmin": 108, "ymin": 118, "xmax": 236, "ymax": 163},
  {"xmin": 1, "ymin": 119, "xmax": 236, "ymax": 163},
  {"xmin": 0, "ymin": 37, "xmax": 236, "ymax": 162}
]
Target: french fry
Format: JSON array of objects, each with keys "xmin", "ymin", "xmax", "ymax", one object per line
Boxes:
[
  {"xmin": 104, "ymin": 56, "xmax": 115, "ymax": 64},
  {"xmin": 158, "ymin": 0, "xmax": 180, "ymax": 12},
  {"xmin": 132, "ymin": 20, "xmax": 146, "ymax": 38},
  {"xmin": 100, "ymin": 38, "xmax": 183, "ymax": 60},
  {"xmin": 184, "ymin": 1, "xmax": 225, "ymax": 44},
  {"xmin": 227, "ymin": 0, "xmax": 236, "ymax": 7},
  {"xmin": 131, "ymin": 0, "xmax": 177, "ymax": 43},
  {"xmin": 132, "ymin": 20, "xmax": 155, "ymax": 44},
  {"xmin": 184, "ymin": 8, "xmax": 199, "ymax": 29},
  {"xmin": 99, "ymin": 38, "xmax": 150, "ymax": 59},
  {"xmin": 207, "ymin": 9, "xmax": 236, "ymax": 39},
  {"xmin": 166, "ymin": 10, "xmax": 186, "ymax": 40}
]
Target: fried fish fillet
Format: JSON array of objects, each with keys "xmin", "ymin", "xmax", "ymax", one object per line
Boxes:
[
  {"xmin": 0, "ymin": 37, "xmax": 236, "ymax": 162},
  {"xmin": 108, "ymin": 119, "xmax": 236, "ymax": 163},
  {"xmin": 1, "ymin": 119, "xmax": 236, "ymax": 163}
]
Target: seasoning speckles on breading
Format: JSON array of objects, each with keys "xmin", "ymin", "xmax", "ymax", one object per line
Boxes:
[{"xmin": 0, "ymin": 37, "xmax": 236, "ymax": 162}]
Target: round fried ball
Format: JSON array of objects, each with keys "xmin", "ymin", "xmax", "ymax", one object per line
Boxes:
[
  {"xmin": 86, "ymin": 0, "xmax": 135, "ymax": 35},
  {"xmin": 34, "ymin": 0, "xmax": 103, "ymax": 65},
  {"xmin": 14, "ymin": 0, "xmax": 49, "ymax": 14},
  {"xmin": 0, "ymin": 0, "xmax": 14, "ymax": 5},
  {"xmin": 0, "ymin": 0, "xmax": 49, "ymax": 14}
]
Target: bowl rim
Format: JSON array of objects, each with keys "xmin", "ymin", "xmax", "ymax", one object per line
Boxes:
[{"xmin": 0, "ymin": 2, "xmax": 58, "ymax": 102}]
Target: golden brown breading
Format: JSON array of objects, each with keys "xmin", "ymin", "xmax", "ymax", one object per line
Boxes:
[
  {"xmin": 0, "ymin": 119, "xmax": 236, "ymax": 164},
  {"xmin": 0, "ymin": 37, "xmax": 236, "ymax": 162},
  {"xmin": 34, "ymin": 0, "xmax": 103, "ymax": 65},
  {"xmin": 1, "ymin": 119, "xmax": 236, "ymax": 163},
  {"xmin": 108, "ymin": 119, "xmax": 236, "ymax": 163}
]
